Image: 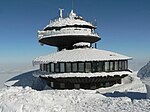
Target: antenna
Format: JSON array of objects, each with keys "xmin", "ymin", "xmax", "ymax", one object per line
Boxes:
[{"xmin": 59, "ymin": 8, "xmax": 64, "ymax": 18}]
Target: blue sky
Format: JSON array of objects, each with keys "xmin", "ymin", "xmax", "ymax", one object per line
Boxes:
[{"xmin": 0, "ymin": 0, "xmax": 150, "ymax": 64}]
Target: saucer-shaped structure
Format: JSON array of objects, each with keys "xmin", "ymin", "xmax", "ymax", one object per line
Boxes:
[
  {"xmin": 33, "ymin": 47, "xmax": 132, "ymax": 89},
  {"xmin": 38, "ymin": 10, "xmax": 100, "ymax": 50}
]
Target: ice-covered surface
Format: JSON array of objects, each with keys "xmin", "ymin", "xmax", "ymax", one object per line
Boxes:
[
  {"xmin": 33, "ymin": 48, "xmax": 132, "ymax": 65},
  {"xmin": 137, "ymin": 61, "xmax": 150, "ymax": 98},
  {"xmin": 38, "ymin": 28, "xmax": 99, "ymax": 40},
  {"xmin": 1, "ymin": 72, "xmax": 150, "ymax": 112},
  {"xmin": 34, "ymin": 70, "xmax": 131, "ymax": 78},
  {"xmin": 138, "ymin": 61, "xmax": 150, "ymax": 80},
  {"xmin": 45, "ymin": 10, "xmax": 94, "ymax": 29},
  {"xmin": 138, "ymin": 61, "xmax": 150, "ymax": 85},
  {"xmin": 73, "ymin": 42, "xmax": 91, "ymax": 47}
]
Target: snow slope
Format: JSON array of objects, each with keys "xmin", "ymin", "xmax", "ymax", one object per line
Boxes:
[
  {"xmin": 0, "ymin": 71, "xmax": 150, "ymax": 112},
  {"xmin": 0, "ymin": 85, "xmax": 149, "ymax": 112},
  {"xmin": 0, "ymin": 63, "xmax": 37, "ymax": 89}
]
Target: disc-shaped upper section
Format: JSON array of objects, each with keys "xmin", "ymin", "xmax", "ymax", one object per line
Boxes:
[
  {"xmin": 44, "ymin": 10, "xmax": 95, "ymax": 30},
  {"xmin": 38, "ymin": 10, "xmax": 100, "ymax": 49},
  {"xmin": 33, "ymin": 48, "xmax": 132, "ymax": 65}
]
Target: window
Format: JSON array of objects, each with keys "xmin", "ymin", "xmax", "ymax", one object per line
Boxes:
[
  {"xmin": 122, "ymin": 61, "xmax": 125, "ymax": 70},
  {"xmin": 66, "ymin": 63, "xmax": 71, "ymax": 72},
  {"xmin": 125, "ymin": 60, "xmax": 128, "ymax": 70},
  {"xmin": 46, "ymin": 64, "xmax": 49, "ymax": 72},
  {"xmin": 60, "ymin": 63, "xmax": 65, "ymax": 73},
  {"xmin": 85, "ymin": 62, "xmax": 91, "ymax": 72},
  {"xmin": 48, "ymin": 63, "xmax": 51, "ymax": 72},
  {"xmin": 45, "ymin": 64, "xmax": 48, "ymax": 72},
  {"xmin": 51, "ymin": 63, "xmax": 54, "ymax": 73},
  {"xmin": 105, "ymin": 62, "xmax": 110, "ymax": 71},
  {"xmin": 72, "ymin": 63, "xmax": 78, "ymax": 72},
  {"xmin": 51, "ymin": 82, "xmax": 54, "ymax": 88},
  {"xmin": 78, "ymin": 62, "xmax": 84, "ymax": 72},
  {"xmin": 43, "ymin": 64, "xmax": 46, "ymax": 72},
  {"xmin": 92, "ymin": 62, "xmax": 98, "ymax": 72},
  {"xmin": 97, "ymin": 62, "xmax": 103, "ymax": 72},
  {"xmin": 40, "ymin": 64, "xmax": 42, "ymax": 71},
  {"xmin": 60, "ymin": 83, "xmax": 65, "ymax": 88},
  {"xmin": 74, "ymin": 84, "xmax": 80, "ymax": 89},
  {"xmin": 55, "ymin": 63, "xmax": 59, "ymax": 73},
  {"xmin": 110, "ymin": 61, "xmax": 114, "ymax": 71},
  {"xmin": 119, "ymin": 61, "xmax": 122, "ymax": 70},
  {"xmin": 115, "ymin": 61, "xmax": 118, "ymax": 71},
  {"xmin": 105, "ymin": 82, "xmax": 110, "ymax": 87}
]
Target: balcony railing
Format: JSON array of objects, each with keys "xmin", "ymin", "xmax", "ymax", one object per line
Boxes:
[{"xmin": 38, "ymin": 29, "xmax": 99, "ymax": 40}]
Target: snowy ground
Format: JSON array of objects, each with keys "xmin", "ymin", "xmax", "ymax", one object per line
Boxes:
[{"xmin": 0, "ymin": 62, "xmax": 150, "ymax": 112}]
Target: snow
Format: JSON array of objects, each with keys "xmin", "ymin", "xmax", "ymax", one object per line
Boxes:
[
  {"xmin": 138, "ymin": 61, "xmax": 150, "ymax": 81},
  {"xmin": 0, "ymin": 72, "xmax": 150, "ymax": 112},
  {"xmin": 45, "ymin": 10, "xmax": 94, "ymax": 28},
  {"xmin": 138, "ymin": 61, "xmax": 150, "ymax": 99},
  {"xmin": 73, "ymin": 42, "xmax": 91, "ymax": 47},
  {"xmin": 33, "ymin": 48, "xmax": 132, "ymax": 65},
  {"xmin": 34, "ymin": 70, "xmax": 131, "ymax": 78},
  {"xmin": 38, "ymin": 28, "xmax": 99, "ymax": 41},
  {"xmin": 0, "ymin": 63, "xmax": 37, "ymax": 89}
]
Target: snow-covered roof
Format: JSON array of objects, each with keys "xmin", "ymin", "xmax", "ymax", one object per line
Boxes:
[
  {"xmin": 44, "ymin": 10, "xmax": 95, "ymax": 29},
  {"xmin": 33, "ymin": 70, "xmax": 131, "ymax": 78},
  {"xmin": 33, "ymin": 48, "xmax": 132, "ymax": 65},
  {"xmin": 73, "ymin": 42, "xmax": 91, "ymax": 47},
  {"xmin": 138, "ymin": 61, "xmax": 150, "ymax": 85}
]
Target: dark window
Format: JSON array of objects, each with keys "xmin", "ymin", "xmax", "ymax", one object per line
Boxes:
[
  {"xmin": 55, "ymin": 63, "xmax": 59, "ymax": 73},
  {"xmin": 85, "ymin": 62, "xmax": 91, "ymax": 73},
  {"xmin": 97, "ymin": 62, "xmax": 104, "ymax": 72},
  {"xmin": 45, "ymin": 64, "xmax": 48, "ymax": 72},
  {"xmin": 125, "ymin": 60, "xmax": 128, "ymax": 70},
  {"xmin": 48, "ymin": 63, "xmax": 51, "ymax": 72},
  {"xmin": 110, "ymin": 61, "xmax": 114, "ymax": 71},
  {"xmin": 122, "ymin": 61, "xmax": 125, "ymax": 70},
  {"xmin": 78, "ymin": 62, "xmax": 84, "ymax": 72},
  {"xmin": 40, "ymin": 64, "xmax": 42, "ymax": 71},
  {"xmin": 51, "ymin": 63, "xmax": 54, "ymax": 73},
  {"xmin": 115, "ymin": 61, "xmax": 118, "ymax": 71},
  {"xmin": 43, "ymin": 64, "xmax": 46, "ymax": 71},
  {"xmin": 60, "ymin": 63, "xmax": 65, "ymax": 73},
  {"xmin": 66, "ymin": 63, "xmax": 71, "ymax": 72},
  {"xmin": 105, "ymin": 62, "xmax": 110, "ymax": 71},
  {"xmin": 72, "ymin": 63, "xmax": 78, "ymax": 72},
  {"xmin": 119, "ymin": 61, "xmax": 122, "ymax": 70},
  {"xmin": 92, "ymin": 62, "xmax": 98, "ymax": 72}
]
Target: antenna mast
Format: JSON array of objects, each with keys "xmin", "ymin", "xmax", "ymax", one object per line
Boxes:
[{"xmin": 59, "ymin": 8, "xmax": 64, "ymax": 18}]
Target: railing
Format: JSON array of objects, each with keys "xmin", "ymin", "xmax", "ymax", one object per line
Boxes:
[{"xmin": 38, "ymin": 29, "xmax": 99, "ymax": 40}]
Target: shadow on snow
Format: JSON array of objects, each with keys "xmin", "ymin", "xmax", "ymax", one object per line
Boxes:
[
  {"xmin": 103, "ymin": 91, "xmax": 146, "ymax": 100},
  {"xmin": 4, "ymin": 70, "xmax": 47, "ymax": 91}
]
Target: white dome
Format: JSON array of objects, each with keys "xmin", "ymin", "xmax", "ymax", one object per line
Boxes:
[
  {"xmin": 45, "ymin": 10, "xmax": 95, "ymax": 29},
  {"xmin": 33, "ymin": 48, "xmax": 132, "ymax": 65}
]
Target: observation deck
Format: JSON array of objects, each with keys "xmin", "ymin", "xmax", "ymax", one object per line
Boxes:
[{"xmin": 38, "ymin": 10, "xmax": 100, "ymax": 50}]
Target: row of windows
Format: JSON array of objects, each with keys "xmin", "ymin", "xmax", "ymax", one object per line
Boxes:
[{"xmin": 40, "ymin": 60, "xmax": 128, "ymax": 73}]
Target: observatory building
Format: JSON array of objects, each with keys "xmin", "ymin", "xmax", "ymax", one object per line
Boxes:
[{"xmin": 33, "ymin": 9, "xmax": 132, "ymax": 89}]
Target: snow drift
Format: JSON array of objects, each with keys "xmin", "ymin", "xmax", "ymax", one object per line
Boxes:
[
  {"xmin": 0, "ymin": 86, "xmax": 149, "ymax": 112},
  {"xmin": 138, "ymin": 61, "xmax": 150, "ymax": 99}
]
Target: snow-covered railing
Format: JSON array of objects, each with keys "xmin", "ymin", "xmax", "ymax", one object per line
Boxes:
[{"xmin": 38, "ymin": 29, "xmax": 99, "ymax": 40}]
